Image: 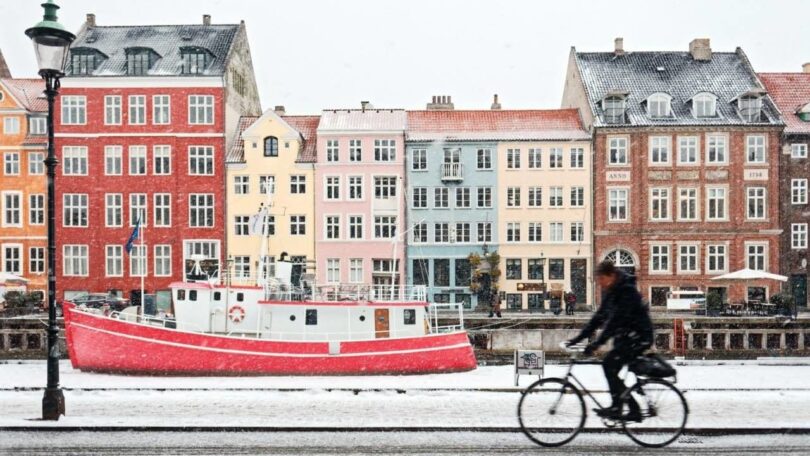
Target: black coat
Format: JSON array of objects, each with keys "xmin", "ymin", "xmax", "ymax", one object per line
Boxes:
[{"xmin": 573, "ymin": 272, "xmax": 653, "ymax": 350}]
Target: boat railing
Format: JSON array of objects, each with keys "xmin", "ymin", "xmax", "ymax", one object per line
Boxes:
[
  {"xmin": 311, "ymin": 284, "xmax": 427, "ymax": 303},
  {"xmin": 427, "ymin": 302, "xmax": 465, "ymax": 334}
]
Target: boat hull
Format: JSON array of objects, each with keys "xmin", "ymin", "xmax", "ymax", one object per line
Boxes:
[{"xmin": 64, "ymin": 303, "xmax": 478, "ymax": 376}]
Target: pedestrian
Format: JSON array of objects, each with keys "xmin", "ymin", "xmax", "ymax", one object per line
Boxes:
[
  {"xmin": 488, "ymin": 293, "xmax": 503, "ymax": 318},
  {"xmin": 566, "ymin": 290, "xmax": 577, "ymax": 315}
]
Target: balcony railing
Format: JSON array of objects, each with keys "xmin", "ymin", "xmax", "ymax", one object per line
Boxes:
[{"xmin": 441, "ymin": 163, "xmax": 463, "ymax": 181}]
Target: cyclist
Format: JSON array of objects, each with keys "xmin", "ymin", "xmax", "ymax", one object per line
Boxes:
[{"xmin": 566, "ymin": 260, "xmax": 653, "ymax": 421}]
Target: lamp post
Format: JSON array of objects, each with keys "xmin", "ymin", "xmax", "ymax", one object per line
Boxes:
[{"xmin": 25, "ymin": 0, "xmax": 75, "ymax": 421}]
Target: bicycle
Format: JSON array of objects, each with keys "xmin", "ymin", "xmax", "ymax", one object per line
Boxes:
[{"xmin": 517, "ymin": 343, "xmax": 689, "ymax": 448}]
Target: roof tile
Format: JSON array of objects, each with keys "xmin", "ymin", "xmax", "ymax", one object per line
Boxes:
[
  {"xmin": 759, "ymin": 73, "xmax": 810, "ymax": 134},
  {"xmin": 0, "ymin": 78, "xmax": 47, "ymax": 112},
  {"xmin": 406, "ymin": 109, "xmax": 589, "ymax": 141}
]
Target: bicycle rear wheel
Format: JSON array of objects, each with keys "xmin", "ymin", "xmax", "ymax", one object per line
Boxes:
[
  {"xmin": 621, "ymin": 378, "xmax": 688, "ymax": 448},
  {"xmin": 518, "ymin": 378, "xmax": 586, "ymax": 447}
]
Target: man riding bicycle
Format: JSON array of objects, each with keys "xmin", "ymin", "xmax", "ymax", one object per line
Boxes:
[{"xmin": 566, "ymin": 260, "xmax": 653, "ymax": 421}]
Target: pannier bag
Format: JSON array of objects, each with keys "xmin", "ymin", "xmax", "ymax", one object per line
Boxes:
[{"xmin": 630, "ymin": 354, "xmax": 676, "ymax": 378}]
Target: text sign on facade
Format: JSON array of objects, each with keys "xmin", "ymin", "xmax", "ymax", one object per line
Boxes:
[
  {"xmin": 744, "ymin": 169, "xmax": 769, "ymax": 181},
  {"xmin": 606, "ymin": 171, "xmax": 631, "ymax": 182},
  {"xmin": 516, "ymin": 283, "xmax": 547, "ymax": 292},
  {"xmin": 515, "ymin": 350, "xmax": 545, "ymax": 386}
]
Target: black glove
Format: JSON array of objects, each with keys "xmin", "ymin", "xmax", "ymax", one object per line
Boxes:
[
  {"xmin": 583, "ymin": 343, "xmax": 597, "ymax": 356},
  {"xmin": 565, "ymin": 338, "xmax": 581, "ymax": 348}
]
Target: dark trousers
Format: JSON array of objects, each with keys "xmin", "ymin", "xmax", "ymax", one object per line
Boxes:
[{"xmin": 602, "ymin": 343, "xmax": 647, "ymax": 406}]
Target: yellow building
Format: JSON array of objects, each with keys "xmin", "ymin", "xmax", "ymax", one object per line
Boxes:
[{"xmin": 225, "ymin": 109, "xmax": 318, "ymax": 283}]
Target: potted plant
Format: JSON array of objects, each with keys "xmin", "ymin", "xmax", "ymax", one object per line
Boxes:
[{"xmin": 705, "ymin": 290, "xmax": 723, "ymax": 317}]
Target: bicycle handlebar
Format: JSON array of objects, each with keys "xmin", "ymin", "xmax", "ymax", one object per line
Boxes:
[{"xmin": 559, "ymin": 341, "xmax": 587, "ymax": 353}]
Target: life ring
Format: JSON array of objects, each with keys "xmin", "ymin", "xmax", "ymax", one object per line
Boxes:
[{"xmin": 228, "ymin": 305, "xmax": 246, "ymax": 323}]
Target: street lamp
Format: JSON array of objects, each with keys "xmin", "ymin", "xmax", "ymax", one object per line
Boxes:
[{"xmin": 25, "ymin": 0, "xmax": 75, "ymax": 421}]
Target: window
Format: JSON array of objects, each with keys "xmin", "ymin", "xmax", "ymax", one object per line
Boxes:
[
  {"xmin": 477, "ymin": 148, "xmax": 492, "ymax": 169},
  {"xmin": 678, "ymin": 136, "xmax": 698, "ymax": 164},
  {"xmin": 434, "ymin": 187, "xmax": 449, "ymax": 208},
  {"xmin": 28, "ymin": 152, "xmax": 44, "ymax": 175},
  {"xmin": 747, "ymin": 244, "xmax": 767, "ymax": 271},
  {"xmin": 650, "ymin": 245, "xmax": 670, "ymax": 273},
  {"xmin": 128, "ymin": 146, "xmax": 146, "ymax": 175},
  {"xmin": 126, "ymin": 48, "xmax": 154, "ymax": 75},
  {"xmin": 374, "ymin": 216, "xmax": 396, "ymax": 239},
  {"xmin": 746, "ymin": 135, "xmax": 766, "ymax": 163},
  {"xmin": 349, "ymin": 139, "xmax": 362, "ymax": 162},
  {"xmin": 70, "ymin": 50, "xmax": 101, "ymax": 75},
  {"xmin": 153, "ymin": 95, "xmax": 171, "ymax": 125},
  {"xmin": 707, "ymin": 245, "xmax": 727, "ymax": 273},
  {"xmin": 29, "ymin": 247, "xmax": 44, "ymax": 274},
  {"xmin": 154, "ymin": 245, "xmax": 171, "ymax": 277},
  {"xmin": 129, "ymin": 245, "xmax": 147, "ymax": 277},
  {"xmin": 259, "ymin": 136, "xmax": 279, "ymax": 158},
  {"xmin": 104, "ymin": 146, "xmax": 122, "ymax": 175},
  {"xmin": 455, "ymin": 187, "xmax": 471, "ymax": 208},
  {"xmin": 105, "ymin": 96, "xmax": 122, "ymax": 125},
  {"xmin": 678, "ymin": 188, "xmax": 698, "ymax": 221},
  {"xmin": 412, "ymin": 187, "xmax": 427, "ymax": 208},
  {"xmin": 61, "ymin": 96, "xmax": 86, "ymax": 125},
  {"xmin": 1, "ymin": 246, "xmax": 21, "ymax": 275},
  {"xmin": 326, "ymin": 139, "xmax": 339, "ymax": 162},
  {"xmin": 153, "ymin": 145, "xmax": 171, "ymax": 175},
  {"xmin": 477, "ymin": 222, "xmax": 492, "ymax": 243},
  {"xmin": 290, "ymin": 215, "xmax": 306, "ymax": 235},
  {"xmin": 154, "ymin": 193, "xmax": 171, "ymax": 227},
  {"xmin": 678, "ymin": 245, "xmax": 699, "ymax": 273},
  {"xmin": 792, "ymin": 179, "xmax": 808, "ymax": 205},
  {"xmin": 506, "ymin": 294, "xmax": 522, "ymax": 310},
  {"xmin": 374, "ymin": 176, "xmax": 396, "ymax": 199},
  {"xmin": 325, "ymin": 176, "xmax": 340, "ymax": 200},
  {"xmin": 105, "ymin": 193, "xmax": 122, "ymax": 227},
  {"xmin": 29, "ymin": 194, "xmax": 44, "ymax": 225},
  {"xmin": 290, "ymin": 175, "xmax": 306, "ymax": 194},
  {"xmin": 603, "ymin": 96, "xmax": 626, "ymax": 123},
  {"xmin": 571, "ymin": 222, "xmax": 584, "ymax": 242},
  {"xmin": 528, "ymin": 148, "xmax": 542, "ymax": 168},
  {"xmin": 528, "ymin": 259, "xmax": 544, "ymax": 280},
  {"xmin": 2, "ymin": 117, "xmax": 19, "ymax": 135},
  {"xmin": 403, "ymin": 309, "xmax": 417, "ymax": 325},
  {"xmin": 181, "ymin": 48, "xmax": 209, "ymax": 74},
  {"xmin": 63, "ymin": 146, "xmax": 88, "ymax": 175},
  {"xmin": 506, "ymin": 148, "xmax": 521, "ymax": 169},
  {"xmin": 608, "ymin": 188, "xmax": 628, "ymax": 221},
  {"xmin": 234, "ymin": 215, "xmax": 250, "ymax": 236},
  {"xmin": 706, "ymin": 134, "xmax": 727, "ymax": 164},
  {"xmin": 477, "ymin": 187, "xmax": 492, "ymax": 208},
  {"xmin": 411, "ymin": 148, "xmax": 427, "ymax": 170},
  {"xmin": 650, "ymin": 188, "xmax": 670, "ymax": 221},
  {"xmin": 434, "ymin": 259, "xmax": 450, "ymax": 287},
  {"xmin": 570, "ymin": 147, "xmax": 584, "ymax": 168},
  {"xmin": 707, "ymin": 187, "xmax": 726, "ymax": 220},
  {"xmin": 188, "ymin": 146, "xmax": 214, "ymax": 175},
  {"xmin": 349, "ymin": 259, "xmax": 363, "ymax": 283},
  {"xmin": 507, "ymin": 187, "xmax": 521, "ymax": 207},
  {"xmin": 453, "ymin": 222, "xmax": 470, "ymax": 243},
  {"xmin": 528, "ymin": 187, "xmax": 542, "ymax": 207},
  {"xmin": 106, "ymin": 245, "xmax": 123, "ymax": 277},
  {"xmin": 233, "ymin": 176, "xmax": 249, "ymax": 195},
  {"xmin": 1, "ymin": 192, "xmax": 21, "ymax": 227},
  {"xmin": 693, "ymin": 93, "xmax": 717, "ymax": 118},
  {"xmin": 29, "ymin": 117, "xmax": 46, "ymax": 135},
  {"xmin": 412, "ymin": 222, "xmax": 427, "ymax": 243},
  {"xmin": 128, "ymin": 95, "xmax": 146, "ymax": 125},
  {"xmin": 326, "ymin": 259, "xmax": 340, "ymax": 283},
  {"xmin": 260, "ymin": 175, "xmax": 276, "ymax": 194},
  {"xmin": 62, "ymin": 194, "xmax": 88, "ymax": 227},
  {"xmin": 130, "ymin": 193, "xmax": 147, "ymax": 226},
  {"xmin": 412, "ymin": 259, "xmax": 428, "ymax": 286},
  {"xmin": 746, "ymin": 187, "xmax": 766, "ymax": 220},
  {"xmin": 792, "ymin": 224, "xmax": 808, "ymax": 249},
  {"xmin": 348, "ymin": 176, "xmax": 363, "ymax": 200},
  {"xmin": 647, "ymin": 93, "xmax": 671, "ymax": 118},
  {"xmin": 188, "ymin": 95, "xmax": 214, "ymax": 124},
  {"xmin": 3, "ymin": 152, "xmax": 19, "ymax": 175},
  {"xmin": 608, "ymin": 137, "xmax": 627, "ymax": 165},
  {"xmin": 549, "ymin": 187, "xmax": 563, "ymax": 207},
  {"xmin": 549, "ymin": 259, "xmax": 564, "ymax": 280},
  {"xmin": 649, "ymin": 136, "xmax": 670, "ymax": 164},
  {"xmin": 434, "ymin": 222, "xmax": 449, "ymax": 243},
  {"xmin": 739, "ymin": 95, "xmax": 762, "ymax": 122},
  {"xmin": 528, "ymin": 222, "xmax": 542, "ymax": 242},
  {"xmin": 791, "ymin": 143, "xmax": 808, "ymax": 159},
  {"xmin": 325, "ymin": 215, "xmax": 340, "ymax": 239},
  {"xmin": 63, "ymin": 245, "xmax": 88, "ymax": 276},
  {"xmin": 506, "ymin": 259, "xmax": 522, "ymax": 280},
  {"xmin": 506, "ymin": 222, "xmax": 520, "ymax": 242},
  {"xmin": 570, "ymin": 187, "xmax": 584, "ymax": 207},
  {"xmin": 549, "ymin": 147, "xmax": 563, "ymax": 169},
  {"xmin": 263, "ymin": 216, "xmax": 275, "ymax": 236},
  {"xmin": 374, "ymin": 139, "xmax": 395, "ymax": 162},
  {"xmin": 549, "ymin": 222, "xmax": 564, "ymax": 242},
  {"xmin": 188, "ymin": 194, "xmax": 214, "ymax": 228}
]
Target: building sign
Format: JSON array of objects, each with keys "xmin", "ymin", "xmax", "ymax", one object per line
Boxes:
[
  {"xmin": 648, "ymin": 171, "xmax": 671, "ymax": 181},
  {"xmin": 706, "ymin": 170, "xmax": 728, "ymax": 180},
  {"xmin": 606, "ymin": 170, "xmax": 631, "ymax": 182},
  {"xmin": 516, "ymin": 282, "xmax": 547, "ymax": 292},
  {"xmin": 744, "ymin": 169, "xmax": 768, "ymax": 181},
  {"xmin": 677, "ymin": 171, "xmax": 699, "ymax": 180},
  {"xmin": 515, "ymin": 350, "xmax": 545, "ymax": 386}
]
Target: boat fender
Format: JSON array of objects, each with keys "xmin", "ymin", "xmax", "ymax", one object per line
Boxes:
[{"xmin": 228, "ymin": 305, "xmax": 246, "ymax": 324}]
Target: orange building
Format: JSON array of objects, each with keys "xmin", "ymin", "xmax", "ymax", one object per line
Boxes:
[{"xmin": 0, "ymin": 77, "xmax": 47, "ymax": 298}]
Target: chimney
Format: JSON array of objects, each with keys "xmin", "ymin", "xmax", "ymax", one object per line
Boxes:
[
  {"xmin": 0, "ymin": 50, "xmax": 11, "ymax": 79},
  {"xmin": 426, "ymin": 95, "xmax": 454, "ymax": 111},
  {"xmin": 86, "ymin": 13, "xmax": 96, "ymax": 27},
  {"xmin": 614, "ymin": 37, "xmax": 624, "ymax": 56},
  {"xmin": 360, "ymin": 101, "xmax": 370, "ymax": 112},
  {"xmin": 203, "ymin": 14, "xmax": 211, "ymax": 26},
  {"xmin": 803, "ymin": 63, "xmax": 810, "ymax": 74},
  {"xmin": 274, "ymin": 105, "xmax": 286, "ymax": 116},
  {"xmin": 689, "ymin": 38, "xmax": 712, "ymax": 61},
  {"xmin": 490, "ymin": 94, "xmax": 502, "ymax": 110}
]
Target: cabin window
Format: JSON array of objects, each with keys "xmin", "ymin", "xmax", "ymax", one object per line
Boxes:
[
  {"xmin": 305, "ymin": 309, "xmax": 318, "ymax": 325},
  {"xmin": 237, "ymin": 292, "xmax": 245, "ymax": 302},
  {"xmin": 177, "ymin": 290, "xmax": 186, "ymax": 301},
  {"xmin": 213, "ymin": 291, "xmax": 221, "ymax": 301},
  {"xmin": 403, "ymin": 309, "xmax": 416, "ymax": 325},
  {"xmin": 189, "ymin": 290, "xmax": 197, "ymax": 301}
]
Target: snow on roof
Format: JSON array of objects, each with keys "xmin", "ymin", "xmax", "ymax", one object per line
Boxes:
[
  {"xmin": 318, "ymin": 109, "xmax": 407, "ymax": 132},
  {"xmin": 759, "ymin": 72, "xmax": 810, "ymax": 134},
  {"xmin": 226, "ymin": 114, "xmax": 321, "ymax": 164},
  {"xmin": 406, "ymin": 109, "xmax": 589, "ymax": 142},
  {"xmin": 0, "ymin": 78, "xmax": 46, "ymax": 112}
]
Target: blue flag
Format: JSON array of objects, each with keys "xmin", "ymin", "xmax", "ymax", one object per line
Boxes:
[{"xmin": 125, "ymin": 216, "xmax": 140, "ymax": 254}]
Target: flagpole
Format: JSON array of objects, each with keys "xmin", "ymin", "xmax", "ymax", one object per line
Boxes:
[{"xmin": 140, "ymin": 217, "xmax": 145, "ymax": 310}]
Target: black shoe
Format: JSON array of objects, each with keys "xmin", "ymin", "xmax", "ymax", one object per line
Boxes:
[
  {"xmin": 595, "ymin": 405, "xmax": 622, "ymax": 419},
  {"xmin": 488, "ymin": 313, "xmax": 494, "ymax": 318},
  {"xmin": 622, "ymin": 409, "xmax": 643, "ymax": 422}
]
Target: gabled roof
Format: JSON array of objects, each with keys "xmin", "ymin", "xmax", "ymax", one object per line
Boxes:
[
  {"xmin": 318, "ymin": 109, "xmax": 407, "ymax": 132},
  {"xmin": 226, "ymin": 114, "xmax": 320, "ymax": 164},
  {"xmin": 406, "ymin": 109, "xmax": 589, "ymax": 142},
  {"xmin": 573, "ymin": 48, "xmax": 782, "ymax": 127},
  {"xmin": 67, "ymin": 24, "xmax": 240, "ymax": 77},
  {"xmin": 0, "ymin": 78, "xmax": 46, "ymax": 112},
  {"xmin": 759, "ymin": 73, "xmax": 810, "ymax": 134}
]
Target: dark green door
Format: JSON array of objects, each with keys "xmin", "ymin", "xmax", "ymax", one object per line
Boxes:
[
  {"xmin": 570, "ymin": 259, "xmax": 587, "ymax": 304},
  {"xmin": 791, "ymin": 274, "xmax": 807, "ymax": 308}
]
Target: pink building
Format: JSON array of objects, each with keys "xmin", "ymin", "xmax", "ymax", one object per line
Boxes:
[{"xmin": 314, "ymin": 106, "xmax": 407, "ymax": 287}]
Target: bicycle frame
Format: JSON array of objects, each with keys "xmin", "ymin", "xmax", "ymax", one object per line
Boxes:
[{"xmin": 557, "ymin": 356, "xmax": 645, "ymax": 412}]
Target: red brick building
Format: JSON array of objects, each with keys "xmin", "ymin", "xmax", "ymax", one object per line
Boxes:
[
  {"xmin": 562, "ymin": 38, "xmax": 784, "ymax": 306},
  {"xmin": 54, "ymin": 14, "xmax": 261, "ymax": 300}
]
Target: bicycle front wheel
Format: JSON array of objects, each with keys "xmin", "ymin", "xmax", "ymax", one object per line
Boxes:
[
  {"xmin": 622, "ymin": 378, "xmax": 689, "ymax": 448},
  {"xmin": 518, "ymin": 378, "xmax": 586, "ymax": 447}
]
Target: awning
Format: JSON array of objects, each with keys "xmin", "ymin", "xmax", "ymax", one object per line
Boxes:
[
  {"xmin": 0, "ymin": 272, "xmax": 29, "ymax": 284},
  {"xmin": 710, "ymin": 268, "xmax": 788, "ymax": 282}
]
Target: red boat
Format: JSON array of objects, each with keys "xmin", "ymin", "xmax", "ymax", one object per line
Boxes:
[{"xmin": 64, "ymin": 278, "xmax": 477, "ymax": 376}]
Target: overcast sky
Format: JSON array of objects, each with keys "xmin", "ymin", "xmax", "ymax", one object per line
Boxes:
[{"xmin": 1, "ymin": 0, "xmax": 807, "ymax": 114}]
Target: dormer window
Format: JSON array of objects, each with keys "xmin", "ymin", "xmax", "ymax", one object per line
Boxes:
[
  {"xmin": 797, "ymin": 103, "xmax": 810, "ymax": 122},
  {"xmin": 125, "ymin": 48, "xmax": 159, "ymax": 76},
  {"xmin": 180, "ymin": 47, "xmax": 213, "ymax": 75},
  {"xmin": 603, "ymin": 95, "xmax": 627, "ymax": 124},
  {"xmin": 646, "ymin": 93, "xmax": 672, "ymax": 119},
  {"xmin": 264, "ymin": 136, "xmax": 279, "ymax": 157},
  {"xmin": 692, "ymin": 93, "xmax": 717, "ymax": 118},
  {"xmin": 70, "ymin": 48, "xmax": 106, "ymax": 75},
  {"xmin": 738, "ymin": 94, "xmax": 763, "ymax": 122}
]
